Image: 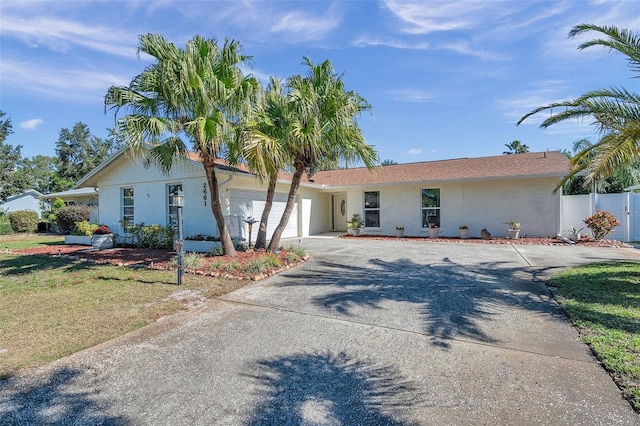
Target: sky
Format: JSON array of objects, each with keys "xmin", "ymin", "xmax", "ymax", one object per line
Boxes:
[{"xmin": 2, "ymin": 0, "xmax": 640, "ymax": 164}]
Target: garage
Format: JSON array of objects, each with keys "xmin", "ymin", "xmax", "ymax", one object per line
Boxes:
[{"xmin": 227, "ymin": 189, "xmax": 298, "ymax": 241}]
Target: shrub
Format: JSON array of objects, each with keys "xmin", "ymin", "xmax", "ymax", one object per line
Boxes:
[
  {"xmin": 8, "ymin": 210, "xmax": 39, "ymax": 233},
  {"xmin": 56, "ymin": 205, "xmax": 91, "ymax": 234},
  {"xmin": 72, "ymin": 221, "xmax": 98, "ymax": 236},
  {"xmin": 208, "ymin": 258, "xmax": 225, "ymax": 271},
  {"xmin": 223, "ymin": 260, "xmax": 240, "ymax": 272},
  {"xmin": 0, "ymin": 208, "xmax": 11, "ymax": 235},
  {"xmin": 128, "ymin": 223, "xmax": 175, "ymax": 249},
  {"xmin": 210, "ymin": 246, "xmax": 224, "ymax": 256},
  {"xmin": 584, "ymin": 210, "xmax": 621, "ymax": 240}
]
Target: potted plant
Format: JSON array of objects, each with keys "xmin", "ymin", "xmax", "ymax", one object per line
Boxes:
[
  {"xmin": 428, "ymin": 223, "xmax": 439, "ymax": 239},
  {"xmin": 459, "ymin": 225, "xmax": 469, "ymax": 239},
  {"xmin": 395, "ymin": 226, "xmax": 405, "ymax": 237},
  {"xmin": 505, "ymin": 221, "xmax": 520, "ymax": 239},
  {"xmin": 569, "ymin": 226, "xmax": 584, "ymax": 242},
  {"xmin": 347, "ymin": 214, "xmax": 364, "ymax": 236},
  {"xmin": 91, "ymin": 224, "xmax": 114, "ymax": 250}
]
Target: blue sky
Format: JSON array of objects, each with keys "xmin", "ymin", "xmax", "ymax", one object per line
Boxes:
[{"xmin": 2, "ymin": 1, "xmax": 639, "ymax": 163}]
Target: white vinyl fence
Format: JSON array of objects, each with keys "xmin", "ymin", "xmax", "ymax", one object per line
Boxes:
[{"xmin": 561, "ymin": 192, "xmax": 640, "ymax": 242}]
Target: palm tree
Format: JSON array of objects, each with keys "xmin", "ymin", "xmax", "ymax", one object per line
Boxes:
[
  {"xmin": 266, "ymin": 57, "xmax": 379, "ymax": 252},
  {"xmin": 242, "ymin": 77, "xmax": 290, "ymax": 249},
  {"xmin": 105, "ymin": 34, "xmax": 258, "ymax": 256},
  {"xmin": 518, "ymin": 24, "xmax": 640, "ymax": 186},
  {"xmin": 503, "ymin": 140, "xmax": 529, "ymax": 154}
]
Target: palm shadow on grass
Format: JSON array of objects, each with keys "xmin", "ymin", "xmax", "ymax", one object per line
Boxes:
[
  {"xmin": 244, "ymin": 351, "xmax": 419, "ymax": 425},
  {"xmin": 0, "ymin": 367, "xmax": 130, "ymax": 425},
  {"xmin": 278, "ymin": 256, "xmax": 565, "ymax": 349},
  {"xmin": 0, "ymin": 255, "xmax": 97, "ymax": 275}
]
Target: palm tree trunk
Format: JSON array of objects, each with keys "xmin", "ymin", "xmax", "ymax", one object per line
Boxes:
[
  {"xmin": 202, "ymin": 156, "xmax": 236, "ymax": 256},
  {"xmin": 267, "ymin": 162, "xmax": 304, "ymax": 252},
  {"xmin": 254, "ymin": 173, "xmax": 277, "ymax": 250}
]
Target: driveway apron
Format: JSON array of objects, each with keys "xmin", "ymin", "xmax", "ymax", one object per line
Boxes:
[{"xmin": 1, "ymin": 237, "xmax": 639, "ymax": 425}]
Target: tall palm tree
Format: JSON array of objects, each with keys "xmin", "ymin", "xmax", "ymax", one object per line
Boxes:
[
  {"xmin": 266, "ymin": 57, "xmax": 379, "ymax": 252},
  {"xmin": 503, "ymin": 140, "xmax": 529, "ymax": 154},
  {"xmin": 518, "ymin": 24, "xmax": 640, "ymax": 186},
  {"xmin": 105, "ymin": 34, "xmax": 258, "ymax": 256},
  {"xmin": 242, "ymin": 77, "xmax": 290, "ymax": 249}
]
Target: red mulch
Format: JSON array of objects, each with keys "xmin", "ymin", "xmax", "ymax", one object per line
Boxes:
[
  {"xmin": 340, "ymin": 234, "xmax": 632, "ymax": 248},
  {"xmin": 11, "ymin": 245, "xmax": 300, "ymax": 280}
]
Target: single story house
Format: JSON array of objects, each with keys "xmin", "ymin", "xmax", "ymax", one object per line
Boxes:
[
  {"xmin": 0, "ymin": 189, "xmax": 48, "ymax": 217},
  {"xmin": 40, "ymin": 187, "xmax": 100, "ymax": 223},
  {"xmin": 76, "ymin": 146, "xmax": 569, "ymax": 241}
]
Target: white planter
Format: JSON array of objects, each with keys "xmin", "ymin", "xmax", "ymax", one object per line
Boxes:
[
  {"xmin": 64, "ymin": 235, "xmax": 92, "ymax": 246},
  {"xmin": 569, "ymin": 232, "xmax": 581, "ymax": 242},
  {"xmin": 507, "ymin": 229, "xmax": 520, "ymax": 239},
  {"xmin": 459, "ymin": 228, "xmax": 469, "ymax": 239},
  {"xmin": 395, "ymin": 229, "xmax": 404, "ymax": 238},
  {"xmin": 429, "ymin": 228, "xmax": 439, "ymax": 239},
  {"xmin": 91, "ymin": 234, "xmax": 114, "ymax": 250},
  {"xmin": 183, "ymin": 240, "xmax": 221, "ymax": 253},
  {"xmin": 351, "ymin": 228, "xmax": 361, "ymax": 237}
]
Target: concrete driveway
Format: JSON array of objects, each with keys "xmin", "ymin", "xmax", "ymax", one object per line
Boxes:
[{"xmin": 1, "ymin": 237, "xmax": 639, "ymax": 425}]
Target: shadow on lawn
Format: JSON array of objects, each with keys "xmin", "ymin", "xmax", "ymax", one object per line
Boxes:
[
  {"xmin": 0, "ymin": 367, "xmax": 130, "ymax": 425},
  {"xmin": 278, "ymin": 255, "xmax": 565, "ymax": 349},
  {"xmin": 244, "ymin": 351, "xmax": 419, "ymax": 425},
  {"xmin": 0, "ymin": 255, "xmax": 96, "ymax": 275}
]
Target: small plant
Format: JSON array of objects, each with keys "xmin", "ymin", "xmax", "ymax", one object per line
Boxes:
[
  {"xmin": 584, "ymin": 210, "xmax": 621, "ymax": 240},
  {"xmin": 208, "ymin": 258, "xmax": 225, "ymax": 271},
  {"xmin": 285, "ymin": 245, "xmax": 306, "ymax": 263},
  {"xmin": 210, "ymin": 246, "xmax": 224, "ymax": 256},
  {"xmin": 504, "ymin": 221, "xmax": 520, "ymax": 230},
  {"xmin": 459, "ymin": 224, "xmax": 468, "ymax": 229},
  {"xmin": 183, "ymin": 252, "xmax": 205, "ymax": 271},
  {"xmin": 395, "ymin": 226, "xmax": 404, "ymax": 230},
  {"xmin": 244, "ymin": 258, "xmax": 269, "ymax": 275},
  {"xmin": 347, "ymin": 214, "xmax": 364, "ymax": 229},
  {"xmin": 429, "ymin": 223, "xmax": 438, "ymax": 229},
  {"xmin": 92, "ymin": 224, "xmax": 113, "ymax": 235},
  {"xmin": 223, "ymin": 260, "xmax": 240, "ymax": 272},
  {"xmin": 72, "ymin": 221, "xmax": 98, "ymax": 236}
]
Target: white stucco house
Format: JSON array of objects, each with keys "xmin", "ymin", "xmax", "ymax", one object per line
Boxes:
[
  {"xmin": 75, "ymin": 146, "xmax": 569, "ymax": 241},
  {"xmin": 0, "ymin": 189, "xmax": 48, "ymax": 217}
]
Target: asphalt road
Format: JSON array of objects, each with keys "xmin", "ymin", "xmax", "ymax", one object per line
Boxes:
[{"xmin": 1, "ymin": 237, "xmax": 639, "ymax": 425}]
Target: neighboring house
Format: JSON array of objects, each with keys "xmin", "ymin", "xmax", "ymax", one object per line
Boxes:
[
  {"xmin": 76, "ymin": 147, "xmax": 569, "ymax": 241},
  {"xmin": 0, "ymin": 189, "xmax": 48, "ymax": 217},
  {"xmin": 40, "ymin": 187, "xmax": 100, "ymax": 223}
]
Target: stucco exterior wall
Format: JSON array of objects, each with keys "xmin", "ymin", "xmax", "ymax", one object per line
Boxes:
[{"xmin": 340, "ymin": 177, "xmax": 560, "ymax": 238}]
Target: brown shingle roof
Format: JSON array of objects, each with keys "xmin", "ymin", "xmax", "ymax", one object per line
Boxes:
[{"xmin": 308, "ymin": 151, "xmax": 569, "ymax": 187}]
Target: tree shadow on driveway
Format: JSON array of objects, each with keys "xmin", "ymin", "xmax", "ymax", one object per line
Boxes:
[
  {"xmin": 277, "ymin": 256, "xmax": 565, "ymax": 349},
  {"xmin": 0, "ymin": 367, "xmax": 129, "ymax": 425},
  {"xmin": 244, "ymin": 351, "xmax": 420, "ymax": 425}
]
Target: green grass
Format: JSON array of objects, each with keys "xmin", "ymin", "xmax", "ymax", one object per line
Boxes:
[
  {"xmin": 0, "ymin": 234, "xmax": 64, "ymax": 250},
  {"xmin": 548, "ymin": 261, "xmax": 640, "ymax": 411},
  {"xmin": 0, "ymin": 252, "xmax": 248, "ymax": 379}
]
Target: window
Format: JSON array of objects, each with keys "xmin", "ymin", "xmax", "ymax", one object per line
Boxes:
[
  {"xmin": 364, "ymin": 191, "xmax": 380, "ymax": 227},
  {"xmin": 122, "ymin": 187, "xmax": 134, "ymax": 225},
  {"xmin": 421, "ymin": 188, "xmax": 440, "ymax": 228},
  {"xmin": 167, "ymin": 183, "xmax": 183, "ymax": 226}
]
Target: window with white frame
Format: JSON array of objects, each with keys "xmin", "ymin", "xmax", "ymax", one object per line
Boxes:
[
  {"xmin": 421, "ymin": 188, "xmax": 440, "ymax": 228},
  {"xmin": 122, "ymin": 187, "xmax": 134, "ymax": 225},
  {"xmin": 364, "ymin": 191, "xmax": 380, "ymax": 227},
  {"xmin": 167, "ymin": 183, "xmax": 183, "ymax": 226}
]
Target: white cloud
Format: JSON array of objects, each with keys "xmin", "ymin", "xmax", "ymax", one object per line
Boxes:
[
  {"xmin": 407, "ymin": 148, "xmax": 422, "ymax": 155},
  {"xmin": 1, "ymin": 15, "xmax": 138, "ymax": 58},
  {"xmin": 387, "ymin": 90, "xmax": 433, "ymax": 103},
  {"xmin": 352, "ymin": 36, "xmax": 430, "ymax": 50},
  {"xmin": 19, "ymin": 119, "xmax": 44, "ymax": 130},
  {"xmin": 269, "ymin": 5, "xmax": 342, "ymax": 41}
]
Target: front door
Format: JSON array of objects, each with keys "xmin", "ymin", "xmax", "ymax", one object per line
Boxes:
[{"xmin": 333, "ymin": 194, "xmax": 348, "ymax": 231}]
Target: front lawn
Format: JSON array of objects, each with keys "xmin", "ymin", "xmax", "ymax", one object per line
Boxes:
[
  {"xmin": 0, "ymin": 253, "xmax": 248, "ymax": 380},
  {"xmin": 548, "ymin": 261, "xmax": 640, "ymax": 411},
  {"xmin": 0, "ymin": 234, "xmax": 64, "ymax": 250}
]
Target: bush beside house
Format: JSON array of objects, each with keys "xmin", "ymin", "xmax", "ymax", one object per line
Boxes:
[{"xmin": 8, "ymin": 210, "xmax": 39, "ymax": 233}]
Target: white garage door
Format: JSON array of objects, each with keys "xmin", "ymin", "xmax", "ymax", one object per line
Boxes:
[{"xmin": 228, "ymin": 190, "xmax": 298, "ymax": 241}]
